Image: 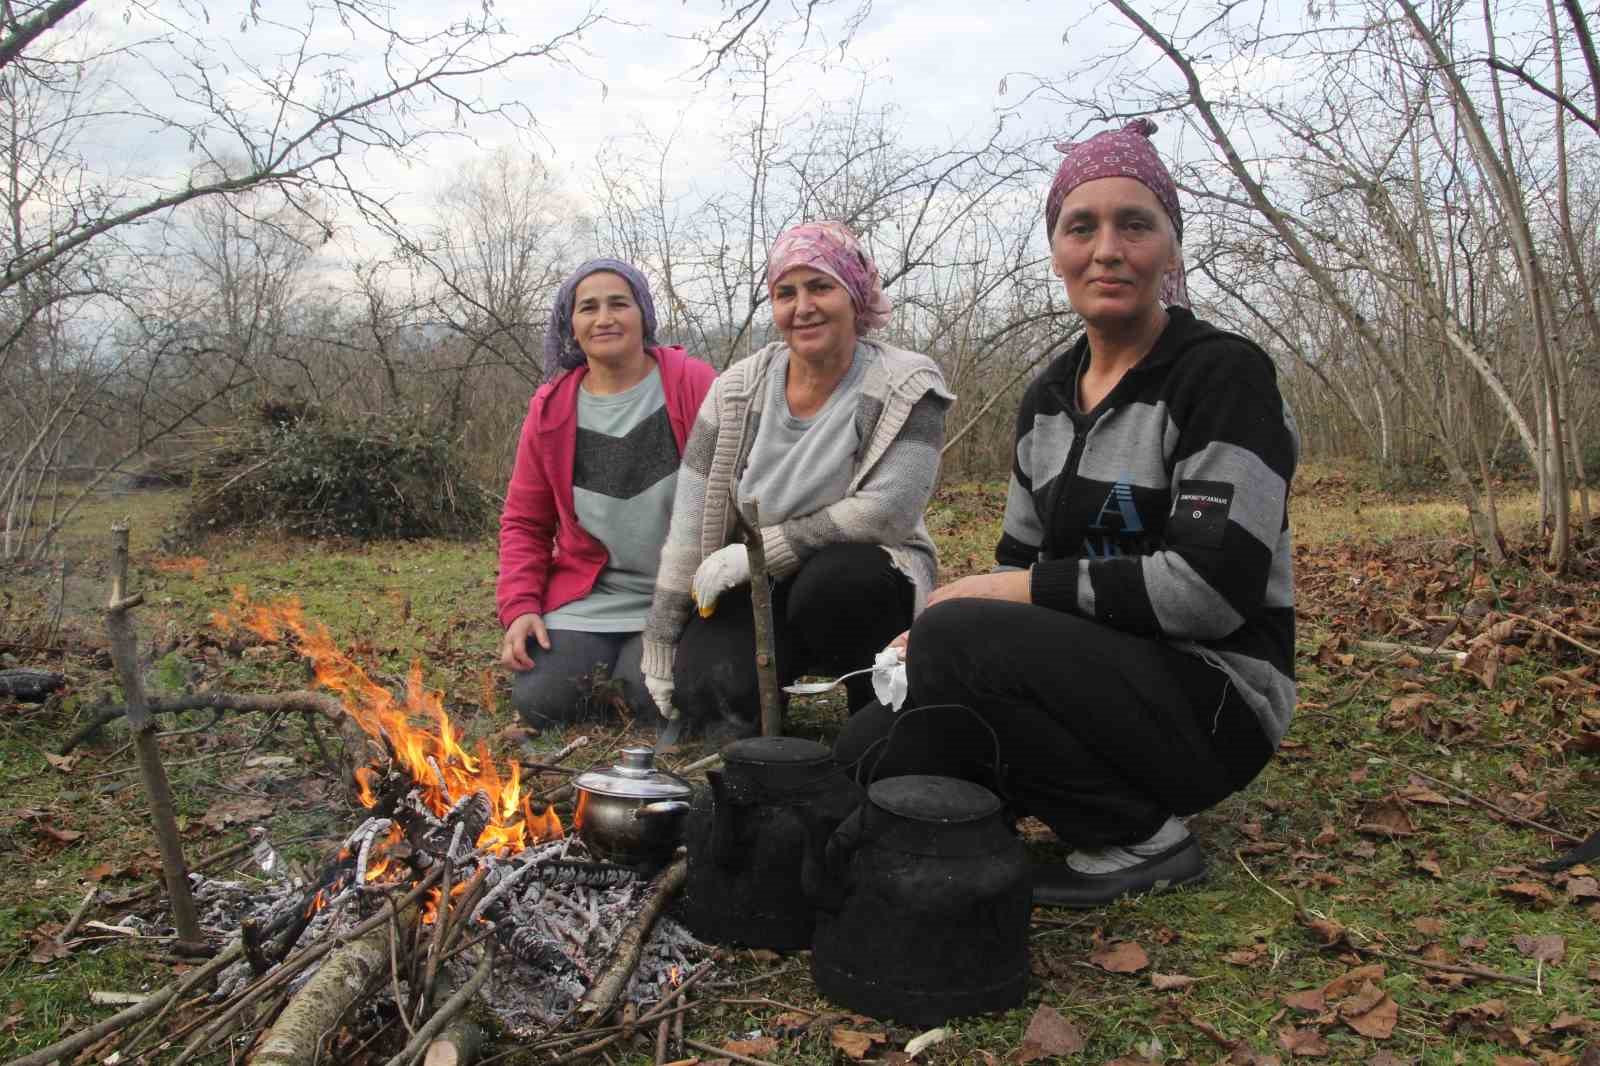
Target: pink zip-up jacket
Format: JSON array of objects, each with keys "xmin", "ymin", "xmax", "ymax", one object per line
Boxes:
[{"xmin": 497, "ymin": 345, "xmax": 716, "ymax": 629}]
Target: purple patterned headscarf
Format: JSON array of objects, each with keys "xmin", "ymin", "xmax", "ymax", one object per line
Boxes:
[
  {"xmin": 1045, "ymin": 118, "xmax": 1189, "ymax": 308},
  {"xmin": 543, "ymin": 258, "xmax": 660, "ymax": 375},
  {"xmin": 765, "ymin": 221, "xmax": 893, "ymax": 332}
]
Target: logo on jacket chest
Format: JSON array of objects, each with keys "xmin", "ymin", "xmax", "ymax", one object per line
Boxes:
[{"xmin": 1083, "ymin": 478, "xmax": 1153, "ymax": 558}]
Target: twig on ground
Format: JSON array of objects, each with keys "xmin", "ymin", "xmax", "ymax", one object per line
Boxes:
[
  {"xmin": 1362, "ymin": 752, "xmax": 1584, "ymax": 845},
  {"xmin": 58, "ymin": 887, "xmax": 98, "ymax": 945},
  {"xmin": 1352, "ymin": 943, "xmax": 1540, "ymax": 989},
  {"xmin": 685, "ymin": 1037, "xmax": 781, "ymax": 1066},
  {"xmin": 1508, "ymin": 612, "xmax": 1600, "ymax": 659}
]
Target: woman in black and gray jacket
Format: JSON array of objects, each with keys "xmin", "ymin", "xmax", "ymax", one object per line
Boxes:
[{"xmin": 837, "ymin": 119, "xmax": 1298, "ymax": 909}]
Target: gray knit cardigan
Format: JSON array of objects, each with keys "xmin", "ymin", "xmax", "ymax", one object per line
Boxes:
[{"xmin": 641, "ymin": 339, "xmax": 954, "ymax": 682}]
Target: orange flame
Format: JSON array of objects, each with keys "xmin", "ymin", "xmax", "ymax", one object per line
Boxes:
[{"xmin": 215, "ymin": 590, "xmax": 563, "ymax": 858}]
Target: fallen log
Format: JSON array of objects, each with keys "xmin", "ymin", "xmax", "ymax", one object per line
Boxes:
[
  {"xmin": 578, "ymin": 854, "xmax": 689, "ymax": 1021},
  {"xmin": 423, "ymin": 1018, "xmax": 484, "ymax": 1066},
  {"xmin": 248, "ymin": 904, "xmax": 417, "ymax": 1066}
]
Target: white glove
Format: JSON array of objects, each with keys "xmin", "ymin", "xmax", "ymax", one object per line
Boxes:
[
  {"xmin": 644, "ymin": 675, "xmax": 679, "ymax": 720},
  {"xmin": 691, "ymin": 543, "xmax": 751, "ymax": 616},
  {"xmin": 871, "ymin": 646, "xmax": 909, "ymax": 711}
]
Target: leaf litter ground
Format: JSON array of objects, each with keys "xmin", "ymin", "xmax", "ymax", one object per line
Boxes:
[{"xmin": 1, "ymin": 468, "xmax": 1598, "ymax": 1064}]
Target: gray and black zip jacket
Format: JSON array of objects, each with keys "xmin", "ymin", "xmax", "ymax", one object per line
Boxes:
[{"xmin": 999, "ymin": 307, "xmax": 1298, "ymax": 750}]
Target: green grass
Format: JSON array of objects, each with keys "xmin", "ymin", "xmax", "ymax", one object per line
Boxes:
[{"xmin": 2, "ymin": 477, "xmax": 1598, "ymax": 1063}]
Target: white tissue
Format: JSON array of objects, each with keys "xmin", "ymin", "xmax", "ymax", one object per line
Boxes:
[{"xmin": 871, "ymin": 646, "xmax": 909, "ymax": 710}]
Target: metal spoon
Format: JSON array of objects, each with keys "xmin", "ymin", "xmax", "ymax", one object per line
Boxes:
[{"xmin": 782, "ymin": 665, "xmax": 881, "ymax": 696}]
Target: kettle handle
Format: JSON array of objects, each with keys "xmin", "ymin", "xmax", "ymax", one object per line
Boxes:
[{"xmin": 802, "ymin": 805, "xmax": 863, "ymax": 911}]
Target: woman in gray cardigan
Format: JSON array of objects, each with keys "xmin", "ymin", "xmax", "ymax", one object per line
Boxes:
[{"xmin": 641, "ymin": 221, "xmax": 952, "ymax": 740}]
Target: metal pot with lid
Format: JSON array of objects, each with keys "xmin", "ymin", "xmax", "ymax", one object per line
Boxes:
[{"xmin": 573, "ymin": 747, "xmax": 692, "ymax": 870}]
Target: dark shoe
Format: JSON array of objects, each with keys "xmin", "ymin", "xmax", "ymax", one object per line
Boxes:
[{"xmin": 1031, "ymin": 837, "xmax": 1207, "ymax": 909}]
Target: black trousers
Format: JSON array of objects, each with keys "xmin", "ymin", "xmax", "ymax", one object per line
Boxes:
[
  {"xmin": 674, "ymin": 543, "xmax": 914, "ymax": 739},
  {"xmin": 834, "ymin": 598, "xmax": 1273, "ymax": 847}
]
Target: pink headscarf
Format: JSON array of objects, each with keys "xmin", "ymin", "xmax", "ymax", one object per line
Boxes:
[
  {"xmin": 765, "ymin": 221, "xmax": 893, "ymax": 332},
  {"xmin": 1045, "ymin": 118, "xmax": 1189, "ymax": 308}
]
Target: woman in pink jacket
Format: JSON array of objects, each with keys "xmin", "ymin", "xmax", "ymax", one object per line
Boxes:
[{"xmin": 497, "ymin": 259, "xmax": 716, "ymax": 729}]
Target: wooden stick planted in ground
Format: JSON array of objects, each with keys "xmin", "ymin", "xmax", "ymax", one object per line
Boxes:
[{"xmin": 105, "ymin": 522, "xmax": 202, "ymax": 947}]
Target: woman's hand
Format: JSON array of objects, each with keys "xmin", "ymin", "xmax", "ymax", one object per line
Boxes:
[
  {"xmin": 500, "ymin": 613, "xmax": 551, "ymax": 671},
  {"xmin": 894, "ymin": 571, "xmax": 1032, "ymax": 657},
  {"xmin": 691, "ymin": 543, "xmax": 750, "ymax": 616},
  {"xmin": 924, "ymin": 570, "xmax": 1032, "ymax": 610}
]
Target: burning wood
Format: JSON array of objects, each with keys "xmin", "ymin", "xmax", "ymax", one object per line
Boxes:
[{"xmin": 91, "ymin": 592, "xmax": 717, "ymax": 1061}]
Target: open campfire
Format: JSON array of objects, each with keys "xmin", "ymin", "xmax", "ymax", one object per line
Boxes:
[{"xmin": 109, "ymin": 594, "xmax": 713, "ymax": 1063}]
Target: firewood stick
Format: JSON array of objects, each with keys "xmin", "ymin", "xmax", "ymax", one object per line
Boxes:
[
  {"xmin": 57, "ymin": 887, "xmax": 98, "ymax": 945},
  {"xmin": 654, "ymin": 1017, "xmax": 670, "ymax": 1064},
  {"xmin": 4, "ymin": 940, "xmax": 243, "ymax": 1066},
  {"xmin": 171, "ymin": 868, "xmax": 442, "ymax": 1063},
  {"xmin": 577, "ymin": 855, "xmax": 689, "ymax": 1020},
  {"xmin": 389, "ymin": 909, "xmax": 417, "ymax": 1038},
  {"xmin": 384, "ymin": 941, "xmax": 494, "ymax": 1066},
  {"xmin": 547, "ymin": 734, "xmax": 591, "ymax": 764},
  {"xmin": 735, "ymin": 500, "xmax": 782, "ymax": 737}
]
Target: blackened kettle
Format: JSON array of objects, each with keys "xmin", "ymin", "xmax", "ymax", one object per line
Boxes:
[
  {"xmin": 806, "ymin": 774, "xmax": 1030, "ymax": 1025},
  {"xmin": 680, "ymin": 737, "xmax": 859, "ymax": 950}
]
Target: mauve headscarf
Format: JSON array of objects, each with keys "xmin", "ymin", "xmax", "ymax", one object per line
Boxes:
[
  {"xmin": 543, "ymin": 258, "xmax": 660, "ymax": 376},
  {"xmin": 765, "ymin": 221, "xmax": 893, "ymax": 332},
  {"xmin": 1044, "ymin": 118, "xmax": 1189, "ymax": 308}
]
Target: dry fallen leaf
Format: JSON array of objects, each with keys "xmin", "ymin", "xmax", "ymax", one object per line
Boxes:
[
  {"xmin": 1388, "ymin": 692, "xmax": 1439, "ymax": 715},
  {"xmin": 1012, "ymin": 1005, "xmax": 1086, "ymax": 1062},
  {"xmin": 1322, "ymin": 964, "xmax": 1386, "ymax": 999},
  {"xmin": 1563, "ymin": 876, "xmax": 1600, "ymax": 901},
  {"xmin": 724, "ymin": 1036, "xmax": 778, "ymax": 1057},
  {"xmin": 37, "ymin": 825, "xmax": 83, "ymax": 844},
  {"xmin": 1499, "ymin": 881, "xmax": 1555, "ymax": 906},
  {"xmin": 1510, "ymin": 934, "xmax": 1565, "ymax": 964},
  {"xmin": 1339, "ymin": 982, "xmax": 1398, "ymax": 1039},
  {"xmin": 1445, "ymin": 999, "xmax": 1507, "ymax": 1032},
  {"xmin": 1277, "ymin": 1026, "xmax": 1330, "ymax": 1058},
  {"xmin": 1089, "ymin": 940, "xmax": 1150, "ymax": 973},
  {"xmin": 43, "ymin": 752, "xmax": 76, "ymax": 772},
  {"xmin": 1281, "ymin": 988, "xmax": 1325, "ymax": 1012},
  {"xmin": 767, "ymin": 1010, "xmax": 813, "ymax": 1036},
  {"xmin": 1357, "ymin": 800, "xmax": 1417, "ymax": 837},
  {"xmin": 1412, "ymin": 916, "xmax": 1446, "ymax": 935},
  {"xmin": 1301, "ymin": 913, "xmax": 1348, "ymax": 946},
  {"xmin": 830, "ymin": 1028, "xmax": 886, "ymax": 1060},
  {"xmin": 1225, "ymin": 944, "xmax": 1267, "ymax": 966},
  {"xmin": 1150, "ymin": 972, "xmax": 1200, "ymax": 991}
]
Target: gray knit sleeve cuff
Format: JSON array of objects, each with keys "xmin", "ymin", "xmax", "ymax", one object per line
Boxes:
[
  {"xmin": 760, "ymin": 525, "xmax": 801, "ymax": 580},
  {"xmin": 641, "ymin": 639, "xmax": 676, "ymax": 682}
]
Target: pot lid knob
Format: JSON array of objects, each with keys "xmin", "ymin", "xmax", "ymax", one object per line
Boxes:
[{"xmin": 616, "ymin": 747, "xmax": 656, "ymax": 776}]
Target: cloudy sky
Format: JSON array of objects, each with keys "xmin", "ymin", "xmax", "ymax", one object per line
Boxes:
[{"xmin": 73, "ymin": 0, "xmax": 1182, "ymax": 273}]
